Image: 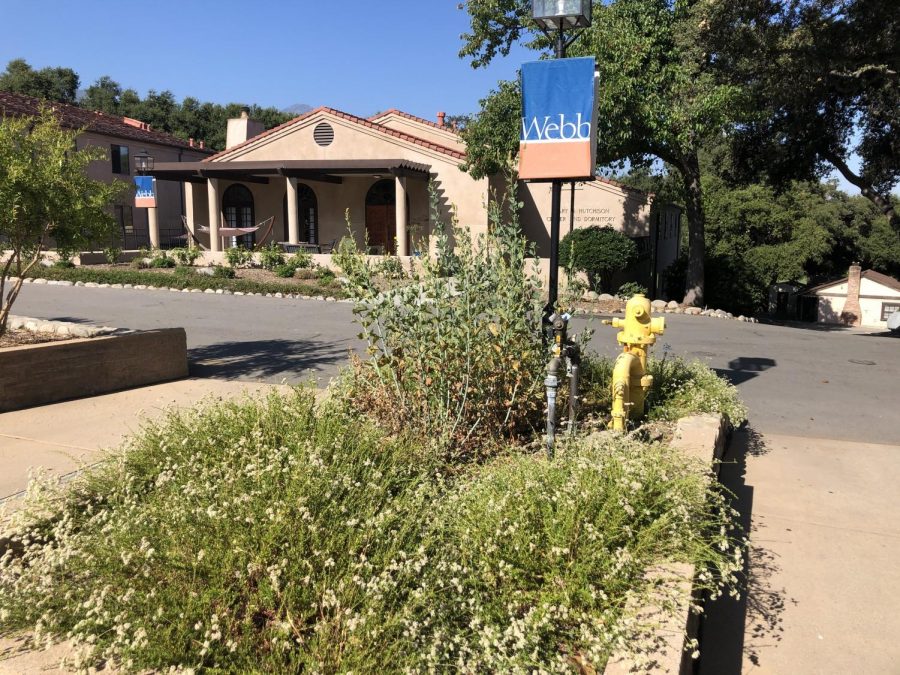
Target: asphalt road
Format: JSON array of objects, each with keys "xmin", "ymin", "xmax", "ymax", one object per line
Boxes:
[{"xmin": 12, "ymin": 284, "xmax": 900, "ymax": 444}]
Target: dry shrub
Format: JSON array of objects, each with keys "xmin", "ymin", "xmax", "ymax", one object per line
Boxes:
[{"xmin": 336, "ymin": 181, "xmax": 545, "ymax": 462}]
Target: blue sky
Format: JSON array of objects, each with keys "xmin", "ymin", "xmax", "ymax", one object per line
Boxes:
[
  {"xmin": 1, "ymin": 0, "xmax": 866, "ymax": 194},
  {"xmin": 0, "ymin": 0, "xmax": 529, "ymax": 119}
]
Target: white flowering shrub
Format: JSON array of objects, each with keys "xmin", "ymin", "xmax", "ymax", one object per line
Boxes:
[{"xmin": 0, "ymin": 390, "xmax": 743, "ymax": 672}]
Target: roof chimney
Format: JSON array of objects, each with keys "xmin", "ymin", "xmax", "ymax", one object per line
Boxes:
[
  {"xmin": 199, "ymin": 140, "xmax": 205, "ymax": 149},
  {"xmin": 189, "ymin": 137, "xmax": 194, "ymax": 147},
  {"xmin": 840, "ymin": 263, "xmax": 862, "ymax": 326},
  {"xmin": 437, "ymin": 111, "xmax": 446, "ymax": 127},
  {"xmin": 226, "ymin": 108, "xmax": 264, "ymax": 149}
]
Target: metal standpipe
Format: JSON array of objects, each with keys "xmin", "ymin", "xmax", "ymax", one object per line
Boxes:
[{"xmin": 544, "ymin": 311, "xmax": 581, "ymax": 458}]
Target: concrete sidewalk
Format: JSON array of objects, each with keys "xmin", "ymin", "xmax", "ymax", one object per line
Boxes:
[
  {"xmin": 699, "ymin": 430, "xmax": 900, "ymax": 674},
  {"xmin": 0, "ymin": 378, "xmax": 289, "ymax": 507}
]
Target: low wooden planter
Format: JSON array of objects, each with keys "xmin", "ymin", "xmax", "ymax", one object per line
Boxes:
[{"xmin": 0, "ymin": 328, "xmax": 188, "ymax": 413}]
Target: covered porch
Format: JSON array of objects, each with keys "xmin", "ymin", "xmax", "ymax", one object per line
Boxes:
[{"xmin": 150, "ymin": 159, "xmax": 432, "ymax": 255}]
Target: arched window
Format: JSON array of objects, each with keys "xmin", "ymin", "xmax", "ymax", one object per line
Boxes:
[
  {"xmin": 222, "ymin": 184, "xmax": 255, "ymax": 248},
  {"xmin": 298, "ymin": 184, "xmax": 318, "ymax": 244}
]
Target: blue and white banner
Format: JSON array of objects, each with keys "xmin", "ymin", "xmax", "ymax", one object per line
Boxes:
[
  {"xmin": 134, "ymin": 176, "xmax": 157, "ymax": 208},
  {"xmin": 519, "ymin": 57, "xmax": 597, "ymax": 180}
]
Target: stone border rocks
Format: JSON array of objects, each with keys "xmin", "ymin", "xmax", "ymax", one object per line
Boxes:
[
  {"xmin": 604, "ymin": 413, "xmax": 729, "ymax": 674},
  {"xmin": 7, "ymin": 315, "xmax": 117, "ymax": 339},
  {"xmin": 15, "ymin": 276, "xmax": 353, "ymax": 304},
  {"xmin": 576, "ymin": 295, "xmax": 759, "ymax": 323}
]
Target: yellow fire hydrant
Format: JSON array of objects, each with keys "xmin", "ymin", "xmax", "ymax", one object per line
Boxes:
[{"xmin": 602, "ymin": 294, "xmax": 665, "ymax": 431}]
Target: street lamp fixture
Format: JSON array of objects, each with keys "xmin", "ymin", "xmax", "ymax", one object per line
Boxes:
[
  {"xmin": 531, "ymin": 0, "xmax": 592, "ymax": 30},
  {"xmin": 134, "ymin": 151, "xmax": 154, "ymax": 175}
]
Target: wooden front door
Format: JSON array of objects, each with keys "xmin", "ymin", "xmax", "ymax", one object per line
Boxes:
[{"xmin": 365, "ymin": 204, "xmax": 396, "ymax": 254}]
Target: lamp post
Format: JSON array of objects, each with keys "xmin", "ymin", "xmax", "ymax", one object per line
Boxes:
[
  {"xmin": 134, "ymin": 151, "xmax": 159, "ymax": 248},
  {"xmin": 134, "ymin": 150, "xmax": 154, "ymax": 175},
  {"xmin": 531, "ymin": 0, "xmax": 593, "ymax": 315},
  {"xmin": 530, "ymin": 0, "xmax": 592, "ymax": 456}
]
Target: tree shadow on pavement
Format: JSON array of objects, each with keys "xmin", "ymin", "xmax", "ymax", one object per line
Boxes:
[
  {"xmin": 188, "ymin": 338, "xmax": 351, "ymax": 382},
  {"xmin": 713, "ymin": 357, "xmax": 777, "ymax": 386},
  {"xmin": 698, "ymin": 428, "xmax": 789, "ymax": 674}
]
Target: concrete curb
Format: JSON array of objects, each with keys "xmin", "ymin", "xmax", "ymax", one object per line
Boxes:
[
  {"xmin": 0, "ymin": 328, "xmax": 188, "ymax": 413},
  {"xmin": 603, "ymin": 413, "xmax": 729, "ymax": 674}
]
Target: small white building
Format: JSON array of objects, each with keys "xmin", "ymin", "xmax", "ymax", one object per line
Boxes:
[{"xmin": 802, "ymin": 265, "xmax": 900, "ymax": 329}]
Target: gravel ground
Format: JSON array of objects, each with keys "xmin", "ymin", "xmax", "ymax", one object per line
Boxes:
[{"xmin": 0, "ymin": 329, "xmax": 72, "ymax": 348}]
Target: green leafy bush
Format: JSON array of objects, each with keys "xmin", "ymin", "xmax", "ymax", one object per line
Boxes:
[
  {"xmin": 148, "ymin": 251, "xmax": 175, "ymax": 268},
  {"xmin": 315, "ymin": 266, "xmax": 336, "ymax": 284},
  {"xmin": 258, "ymin": 243, "xmax": 285, "ymax": 271},
  {"xmin": 169, "ymin": 246, "xmax": 201, "ymax": 267},
  {"xmin": 25, "ymin": 265, "xmax": 342, "ymax": 297},
  {"xmin": 289, "ymin": 249, "xmax": 313, "ymax": 270},
  {"xmin": 224, "ymin": 246, "xmax": 254, "ymax": 269},
  {"xmin": 374, "ymin": 254, "xmax": 407, "ymax": 280},
  {"xmin": 52, "ymin": 258, "xmax": 75, "ymax": 269},
  {"xmin": 646, "ymin": 354, "xmax": 748, "ymax": 424},
  {"xmin": 616, "ymin": 281, "xmax": 648, "ymax": 299},
  {"xmin": 559, "ymin": 226, "xmax": 638, "ymax": 293},
  {"xmin": 0, "ymin": 392, "xmax": 742, "ymax": 672},
  {"xmin": 337, "ymin": 182, "xmax": 545, "ymax": 461},
  {"xmin": 211, "ymin": 265, "xmax": 235, "ymax": 279},
  {"xmin": 273, "ymin": 263, "xmax": 296, "ymax": 278},
  {"xmin": 271, "ymin": 250, "xmax": 314, "ymax": 278},
  {"xmin": 103, "ymin": 246, "xmax": 122, "ymax": 265}
]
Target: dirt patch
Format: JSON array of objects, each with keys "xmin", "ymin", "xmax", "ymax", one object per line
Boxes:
[{"xmin": 0, "ymin": 329, "xmax": 73, "ymax": 349}]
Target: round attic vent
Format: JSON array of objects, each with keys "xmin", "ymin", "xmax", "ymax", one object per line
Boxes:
[{"xmin": 313, "ymin": 122, "xmax": 334, "ymax": 147}]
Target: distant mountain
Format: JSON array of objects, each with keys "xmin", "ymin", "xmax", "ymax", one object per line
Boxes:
[{"xmin": 282, "ymin": 103, "xmax": 313, "ymax": 115}]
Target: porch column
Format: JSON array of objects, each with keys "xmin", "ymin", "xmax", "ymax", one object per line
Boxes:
[
  {"xmin": 395, "ymin": 175, "xmax": 408, "ymax": 256},
  {"xmin": 285, "ymin": 177, "xmax": 300, "ymax": 244},
  {"xmin": 147, "ymin": 207, "xmax": 160, "ymax": 248},
  {"xmin": 184, "ymin": 182, "xmax": 195, "ymax": 238},
  {"xmin": 207, "ymin": 178, "xmax": 220, "ymax": 252}
]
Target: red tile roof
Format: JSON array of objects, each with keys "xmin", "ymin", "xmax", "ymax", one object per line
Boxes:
[
  {"xmin": 0, "ymin": 90, "xmax": 213, "ymax": 153},
  {"xmin": 369, "ymin": 109, "xmax": 461, "ymax": 136},
  {"xmin": 207, "ymin": 106, "xmax": 467, "ymax": 162}
]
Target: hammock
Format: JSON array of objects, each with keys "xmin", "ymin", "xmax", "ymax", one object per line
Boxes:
[{"xmin": 182, "ymin": 216, "xmax": 276, "ymax": 250}]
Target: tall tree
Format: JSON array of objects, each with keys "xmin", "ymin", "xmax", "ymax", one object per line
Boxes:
[
  {"xmin": 718, "ymin": 0, "xmax": 899, "ymax": 228},
  {"xmin": 458, "ymin": 79, "xmax": 521, "ymax": 178},
  {"xmin": 0, "ymin": 58, "xmax": 79, "ymax": 104},
  {"xmin": 460, "ymin": 0, "xmax": 747, "ymax": 305},
  {"xmin": 80, "ymin": 76, "xmax": 123, "ymax": 115}
]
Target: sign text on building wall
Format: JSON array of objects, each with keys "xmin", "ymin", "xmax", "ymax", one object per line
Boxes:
[{"xmin": 518, "ymin": 57, "xmax": 598, "ymax": 181}]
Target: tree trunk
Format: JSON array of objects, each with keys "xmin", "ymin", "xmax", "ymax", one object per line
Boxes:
[
  {"xmin": 679, "ymin": 153, "xmax": 706, "ymax": 306},
  {"xmin": 824, "ymin": 151, "xmax": 898, "ymax": 230}
]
